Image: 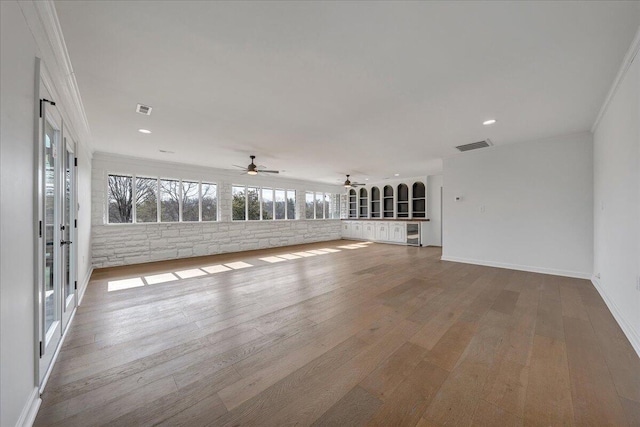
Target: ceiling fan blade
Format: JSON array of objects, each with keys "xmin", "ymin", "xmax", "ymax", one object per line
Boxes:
[
  {"xmin": 258, "ymin": 170, "xmax": 279, "ymax": 174},
  {"xmin": 232, "ymin": 165, "xmax": 247, "ymax": 169}
]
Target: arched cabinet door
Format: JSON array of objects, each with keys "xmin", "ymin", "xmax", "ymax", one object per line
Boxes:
[
  {"xmin": 348, "ymin": 189, "xmax": 357, "ymax": 218},
  {"xmin": 397, "ymin": 184, "xmax": 409, "ymax": 218},
  {"xmin": 370, "ymin": 187, "xmax": 381, "ymax": 218},
  {"xmin": 383, "ymin": 185, "xmax": 394, "ymax": 218},
  {"xmin": 359, "ymin": 188, "xmax": 368, "ymax": 218},
  {"xmin": 412, "ymin": 181, "xmax": 426, "ymax": 218}
]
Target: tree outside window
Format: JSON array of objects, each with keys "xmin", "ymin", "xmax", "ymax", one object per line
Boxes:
[
  {"xmin": 135, "ymin": 177, "xmax": 158, "ymax": 222},
  {"xmin": 160, "ymin": 179, "xmax": 180, "ymax": 222},
  {"xmin": 305, "ymin": 192, "xmax": 314, "ymax": 219},
  {"xmin": 182, "ymin": 181, "xmax": 199, "ymax": 222},
  {"xmin": 108, "ymin": 175, "xmax": 133, "ymax": 223},
  {"xmin": 262, "ymin": 188, "xmax": 274, "ymax": 220},
  {"xmin": 202, "ymin": 183, "xmax": 217, "ymax": 221},
  {"xmin": 232, "ymin": 186, "xmax": 246, "ymax": 220}
]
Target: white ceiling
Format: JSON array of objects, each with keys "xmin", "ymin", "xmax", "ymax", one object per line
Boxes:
[{"xmin": 54, "ymin": 1, "xmax": 639, "ymax": 184}]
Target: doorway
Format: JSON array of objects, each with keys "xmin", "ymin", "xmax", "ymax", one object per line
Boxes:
[{"xmin": 38, "ymin": 84, "xmax": 77, "ymax": 385}]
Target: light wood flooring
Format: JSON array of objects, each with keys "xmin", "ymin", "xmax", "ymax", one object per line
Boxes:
[{"xmin": 35, "ymin": 240, "xmax": 640, "ymax": 426}]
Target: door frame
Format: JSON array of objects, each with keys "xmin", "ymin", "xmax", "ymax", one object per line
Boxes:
[{"xmin": 35, "ymin": 60, "xmax": 79, "ymax": 389}]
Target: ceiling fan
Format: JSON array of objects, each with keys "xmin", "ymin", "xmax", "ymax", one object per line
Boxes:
[
  {"xmin": 343, "ymin": 174, "xmax": 364, "ymax": 188},
  {"xmin": 233, "ymin": 155, "xmax": 279, "ymax": 175}
]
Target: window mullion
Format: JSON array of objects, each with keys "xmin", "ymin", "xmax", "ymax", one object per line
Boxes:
[
  {"xmin": 131, "ymin": 174, "xmax": 137, "ymax": 223},
  {"xmin": 199, "ymin": 181, "xmax": 202, "ymax": 222}
]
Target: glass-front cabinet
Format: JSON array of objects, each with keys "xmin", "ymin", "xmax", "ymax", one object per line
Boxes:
[{"xmin": 346, "ymin": 180, "xmax": 426, "ymax": 219}]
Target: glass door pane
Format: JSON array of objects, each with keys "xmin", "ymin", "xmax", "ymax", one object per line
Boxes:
[
  {"xmin": 62, "ymin": 144, "xmax": 76, "ymax": 329},
  {"xmin": 43, "ymin": 119, "xmax": 59, "ymax": 338}
]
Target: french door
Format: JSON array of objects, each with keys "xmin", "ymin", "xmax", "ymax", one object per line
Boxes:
[{"xmin": 38, "ymin": 85, "xmax": 77, "ymax": 385}]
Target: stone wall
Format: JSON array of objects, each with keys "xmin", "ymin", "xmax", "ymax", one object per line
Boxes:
[{"xmin": 92, "ymin": 220, "xmax": 341, "ymax": 268}]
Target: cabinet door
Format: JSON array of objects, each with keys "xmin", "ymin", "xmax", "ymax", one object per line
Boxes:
[
  {"xmin": 353, "ymin": 222, "xmax": 363, "ymax": 239},
  {"xmin": 391, "ymin": 224, "xmax": 406, "ymax": 243},
  {"xmin": 342, "ymin": 222, "xmax": 352, "ymax": 238},
  {"xmin": 363, "ymin": 222, "xmax": 375, "ymax": 240},
  {"xmin": 376, "ymin": 222, "xmax": 389, "ymax": 241}
]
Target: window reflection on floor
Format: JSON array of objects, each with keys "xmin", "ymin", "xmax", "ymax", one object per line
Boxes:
[{"xmin": 106, "ymin": 242, "xmax": 368, "ymax": 292}]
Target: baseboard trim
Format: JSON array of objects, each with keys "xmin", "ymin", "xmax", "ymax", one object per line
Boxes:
[
  {"xmin": 591, "ymin": 277, "xmax": 640, "ymax": 358},
  {"xmin": 15, "ymin": 387, "xmax": 41, "ymax": 427},
  {"xmin": 439, "ymin": 256, "xmax": 591, "ymax": 279},
  {"xmin": 77, "ymin": 267, "xmax": 93, "ymax": 306}
]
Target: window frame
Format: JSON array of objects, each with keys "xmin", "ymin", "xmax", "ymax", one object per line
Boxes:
[
  {"xmin": 232, "ymin": 184, "xmax": 296, "ymax": 221},
  {"xmin": 106, "ymin": 173, "xmax": 218, "ymax": 224},
  {"xmin": 305, "ymin": 191, "xmax": 341, "ymax": 220}
]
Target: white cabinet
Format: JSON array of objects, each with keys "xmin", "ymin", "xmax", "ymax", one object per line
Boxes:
[
  {"xmin": 352, "ymin": 221, "xmax": 363, "ymax": 239},
  {"xmin": 390, "ymin": 223, "xmax": 406, "ymax": 243},
  {"xmin": 341, "ymin": 220, "xmax": 421, "ymax": 246},
  {"xmin": 375, "ymin": 222, "xmax": 389, "ymax": 241},
  {"xmin": 363, "ymin": 222, "xmax": 375, "ymax": 240},
  {"xmin": 342, "ymin": 222, "xmax": 352, "ymax": 238}
]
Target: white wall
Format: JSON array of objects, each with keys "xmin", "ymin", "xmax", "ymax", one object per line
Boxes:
[
  {"xmin": 1, "ymin": 3, "xmax": 39, "ymax": 425},
  {"xmin": 76, "ymin": 143, "xmax": 93, "ymax": 298},
  {"xmin": 592, "ymin": 34, "xmax": 640, "ymax": 355},
  {"xmin": 424, "ymin": 175, "xmax": 443, "ymax": 246},
  {"xmin": 442, "ymin": 133, "xmax": 594, "ymax": 278},
  {"xmin": 91, "ymin": 153, "xmax": 343, "ymax": 268},
  {"xmin": 1, "ymin": 2, "xmax": 93, "ymax": 425}
]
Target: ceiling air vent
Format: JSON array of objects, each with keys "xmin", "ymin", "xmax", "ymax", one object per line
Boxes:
[
  {"xmin": 455, "ymin": 139, "xmax": 493, "ymax": 152},
  {"xmin": 136, "ymin": 104, "xmax": 152, "ymax": 115}
]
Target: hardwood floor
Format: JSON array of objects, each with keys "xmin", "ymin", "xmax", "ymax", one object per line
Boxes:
[{"xmin": 35, "ymin": 240, "xmax": 640, "ymax": 426}]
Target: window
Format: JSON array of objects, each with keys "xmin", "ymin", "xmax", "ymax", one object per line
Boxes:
[
  {"xmin": 107, "ymin": 174, "xmax": 217, "ymax": 224},
  {"xmin": 315, "ymin": 192, "xmax": 325, "ymax": 219},
  {"xmin": 201, "ymin": 183, "xmax": 217, "ymax": 221},
  {"xmin": 182, "ymin": 180, "xmax": 199, "ymax": 222},
  {"xmin": 247, "ymin": 187, "xmax": 260, "ymax": 220},
  {"xmin": 108, "ymin": 174, "xmax": 133, "ymax": 223},
  {"xmin": 135, "ymin": 177, "xmax": 158, "ymax": 223},
  {"xmin": 232, "ymin": 186, "xmax": 246, "ymax": 221},
  {"xmin": 160, "ymin": 179, "xmax": 180, "ymax": 222},
  {"xmin": 275, "ymin": 189, "xmax": 286, "ymax": 220},
  {"xmin": 331, "ymin": 194, "xmax": 341, "ymax": 219},
  {"xmin": 262, "ymin": 188, "xmax": 274, "ymax": 220},
  {"xmin": 305, "ymin": 192, "xmax": 315, "ymax": 219},
  {"xmin": 232, "ymin": 185, "xmax": 295, "ymax": 221},
  {"xmin": 287, "ymin": 190, "xmax": 296, "ymax": 219},
  {"xmin": 305, "ymin": 191, "xmax": 341, "ymax": 219}
]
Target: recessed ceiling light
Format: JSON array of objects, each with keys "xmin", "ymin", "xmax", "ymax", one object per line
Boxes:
[
  {"xmin": 394, "ymin": 173, "xmax": 400, "ymax": 177},
  {"xmin": 138, "ymin": 129, "xmax": 152, "ymax": 134},
  {"xmin": 483, "ymin": 119, "xmax": 497, "ymax": 126}
]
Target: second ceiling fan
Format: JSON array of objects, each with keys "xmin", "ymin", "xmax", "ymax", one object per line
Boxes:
[
  {"xmin": 343, "ymin": 174, "xmax": 365, "ymax": 188},
  {"xmin": 234, "ymin": 155, "xmax": 279, "ymax": 175}
]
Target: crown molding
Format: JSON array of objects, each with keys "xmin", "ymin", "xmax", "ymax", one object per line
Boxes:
[
  {"xmin": 18, "ymin": 0, "xmax": 94, "ymax": 156},
  {"xmin": 592, "ymin": 24, "xmax": 640, "ymax": 133}
]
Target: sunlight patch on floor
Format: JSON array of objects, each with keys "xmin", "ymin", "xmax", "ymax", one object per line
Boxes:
[
  {"xmin": 307, "ymin": 249, "xmax": 330, "ymax": 255},
  {"xmin": 202, "ymin": 264, "xmax": 232, "ymax": 274},
  {"xmin": 260, "ymin": 256, "xmax": 287, "ymax": 263},
  {"xmin": 225, "ymin": 261, "xmax": 253, "ymax": 269},
  {"xmin": 145, "ymin": 273, "xmax": 179, "ymax": 285},
  {"xmin": 105, "ymin": 243, "xmax": 371, "ymax": 292},
  {"xmin": 175, "ymin": 268, "xmax": 208, "ymax": 279},
  {"xmin": 107, "ymin": 277, "xmax": 145, "ymax": 292},
  {"xmin": 292, "ymin": 252, "xmax": 317, "ymax": 257},
  {"xmin": 277, "ymin": 253, "xmax": 302, "ymax": 260}
]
